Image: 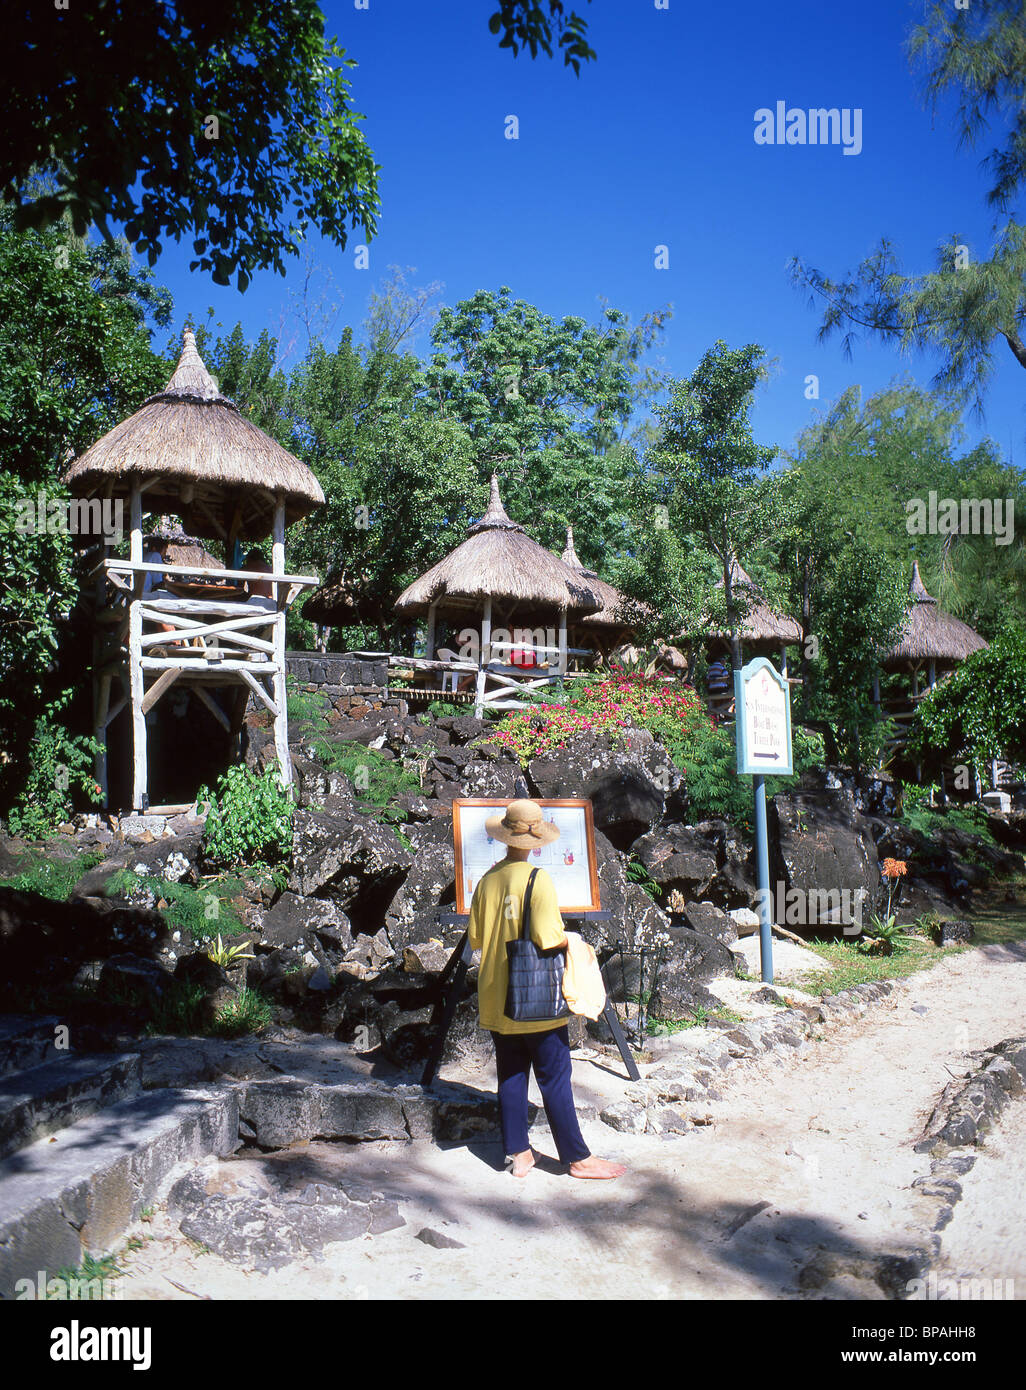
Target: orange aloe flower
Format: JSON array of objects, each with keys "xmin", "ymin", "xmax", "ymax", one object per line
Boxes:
[{"xmin": 881, "ymin": 858, "xmax": 907, "ymax": 879}]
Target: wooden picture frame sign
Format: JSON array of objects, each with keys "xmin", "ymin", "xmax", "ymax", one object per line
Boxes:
[{"xmin": 452, "ymin": 797, "xmax": 601, "ymax": 915}]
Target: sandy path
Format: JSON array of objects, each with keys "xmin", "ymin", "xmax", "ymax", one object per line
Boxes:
[{"xmin": 117, "ymin": 941, "xmax": 1026, "ymax": 1301}]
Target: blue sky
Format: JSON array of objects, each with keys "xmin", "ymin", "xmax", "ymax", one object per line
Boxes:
[{"xmin": 149, "ymin": 0, "xmax": 1026, "ymax": 468}]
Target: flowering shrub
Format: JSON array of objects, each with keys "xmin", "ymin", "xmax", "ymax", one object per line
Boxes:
[
  {"xmin": 489, "ymin": 674, "xmax": 705, "ymax": 764},
  {"xmin": 488, "ymin": 673, "xmax": 826, "ymax": 832}
]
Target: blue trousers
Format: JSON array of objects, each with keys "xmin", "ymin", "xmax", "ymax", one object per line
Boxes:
[{"xmin": 491, "ymin": 1026, "xmax": 591, "ymax": 1164}]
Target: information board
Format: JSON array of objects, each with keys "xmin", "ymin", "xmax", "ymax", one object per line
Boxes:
[
  {"xmin": 452, "ymin": 797, "xmax": 601, "ymax": 914},
  {"xmin": 735, "ymin": 656, "xmax": 793, "ymax": 776}
]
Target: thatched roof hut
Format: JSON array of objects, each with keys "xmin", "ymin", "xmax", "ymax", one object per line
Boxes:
[
  {"xmin": 303, "ymin": 574, "xmax": 386, "ymax": 629},
  {"xmin": 560, "ymin": 526, "xmax": 633, "ymax": 630},
  {"xmin": 705, "ymin": 558, "xmax": 802, "ymax": 646},
  {"xmin": 882, "ymin": 560, "xmax": 988, "ymax": 669},
  {"xmin": 394, "ymin": 476, "xmax": 601, "ymax": 620},
  {"xmin": 63, "ymin": 329, "xmax": 324, "ymax": 541}
]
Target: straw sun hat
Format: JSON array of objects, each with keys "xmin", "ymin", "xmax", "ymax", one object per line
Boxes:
[{"xmin": 485, "ymin": 799, "xmax": 561, "ymax": 849}]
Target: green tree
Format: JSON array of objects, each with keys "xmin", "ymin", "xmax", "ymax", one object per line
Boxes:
[
  {"xmin": 777, "ymin": 383, "xmax": 1026, "ymax": 647},
  {"xmin": 790, "ymin": 3, "xmax": 1026, "ymax": 413},
  {"xmin": 422, "ymin": 286, "xmax": 669, "ymax": 559},
  {"xmin": 647, "ymin": 341, "xmax": 783, "ymax": 667},
  {"xmin": 908, "ymin": 624, "xmax": 1026, "ymax": 775},
  {"xmin": 307, "ymin": 413, "xmax": 483, "ymax": 647},
  {"xmin": 0, "ymin": 208, "xmax": 170, "ymax": 796},
  {"xmin": 4, "ymin": 3, "xmax": 594, "ymax": 290}
]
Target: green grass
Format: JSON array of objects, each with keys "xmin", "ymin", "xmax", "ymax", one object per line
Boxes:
[
  {"xmin": 798, "ymin": 932, "xmax": 960, "ymax": 995},
  {"xmin": 51, "ymin": 1253, "xmax": 122, "ymax": 1298},
  {"xmin": 798, "ymin": 875, "xmax": 1026, "ymax": 994},
  {"xmin": 647, "ymin": 1004, "xmax": 746, "ymax": 1035},
  {"xmin": 899, "ymin": 798, "xmax": 998, "ymax": 849},
  {"xmin": 209, "ymin": 986, "xmax": 274, "ymax": 1037},
  {"xmin": 0, "ymin": 847, "xmax": 104, "ymax": 901}
]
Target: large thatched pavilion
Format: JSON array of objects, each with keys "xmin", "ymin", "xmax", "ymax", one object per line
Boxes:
[
  {"xmin": 63, "ymin": 329, "xmax": 324, "ymax": 811},
  {"xmin": 393, "ymin": 475, "xmax": 600, "ymax": 713},
  {"xmin": 699, "ymin": 558, "xmax": 802, "ymax": 718},
  {"xmin": 875, "ymin": 559, "xmax": 988, "ymax": 733}
]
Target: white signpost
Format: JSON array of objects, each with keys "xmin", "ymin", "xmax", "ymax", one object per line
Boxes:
[{"xmin": 735, "ymin": 657, "xmax": 794, "ymax": 981}]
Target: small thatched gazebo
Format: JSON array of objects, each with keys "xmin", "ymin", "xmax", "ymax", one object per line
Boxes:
[
  {"xmin": 63, "ymin": 329, "xmax": 324, "ymax": 811},
  {"xmin": 559, "ymin": 526, "xmax": 641, "ymax": 663},
  {"xmin": 302, "ymin": 575, "xmax": 388, "ymax": 651},
  {"xmin": 875, "ymin": 559, "xmax": 988, "ymax": 722},
  {"xmin": 393, "ymin": 475, "xmax": 600, "ymax": 712},
  {"xmin": 699, "ymin": 558, "xmax": 802, "ymax": 717}
]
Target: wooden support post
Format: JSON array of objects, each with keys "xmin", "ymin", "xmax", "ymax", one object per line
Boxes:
[
  {"xmin": 475, "ymin": 596, "xmax": 492, "ymax": 718},
  {"xmin": 928, "ymin": 658, "xmax": 937, "ymax": 689},
  {"xmin": 272, "ymin": 495, "xmax": 286, "ymax": 608},
  {"xmin": 129, "ymin": 601, "xmax": 147, "ymax": 811},
  {"xmin": 425, "ymin": 601, "xmax": 437, "ymax": 664},
  {"xmin": 272, "ymin": 611, "xmax": 291, "ymax": 784},
  {"xmin": 558, "ymin": 608, "xmax": 567, "ymax": 676},
  {"xmin": 270, "ymin": 497, "xmax": 292, "ymax": 787},
  {"xmin": 129, "ymin": 484, "xmax": 143, "ymax": 596},
  {"xmin": 95, "ymin": 671, "xmax": 111, "ymax": 806}
]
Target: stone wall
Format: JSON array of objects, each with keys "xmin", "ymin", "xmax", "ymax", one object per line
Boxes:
[{"xmin": 285, "ymin": 651, "xmax": 406, "ymax": 722}]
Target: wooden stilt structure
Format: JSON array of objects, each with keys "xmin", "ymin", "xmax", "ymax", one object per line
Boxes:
[{"xmin": 64, "ymin": 330, "xmax": 324, "ymax": 810}]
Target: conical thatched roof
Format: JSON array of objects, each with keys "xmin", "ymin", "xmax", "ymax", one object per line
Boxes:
[
  {"xmin": 394, "ymin": 476, "xmax": 601, "ymax": 618},
  {"xmin": 704, "ymin": 558, "xmax": 802, "ymax": 645},
  {"xmin": 882, "ymin": 560, "xmax": 988, "ymax": 668},
  {"xmin": 63, "ymin": 329, "xmax": 324, "ymax": 541},
  {"xmin": 561, "ymin": 526, "xmax": 637, "ymax": 630}
]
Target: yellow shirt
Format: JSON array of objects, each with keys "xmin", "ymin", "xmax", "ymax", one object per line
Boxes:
[{"xmin": 467, "ymin": 859, "xmax": 569, "ymax": 1035}]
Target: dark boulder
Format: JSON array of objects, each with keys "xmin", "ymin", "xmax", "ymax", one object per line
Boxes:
[
  {"xmin": 771, "ymin": 789, "xmax": 880, "ymax": 928},
  {"xmin": 0, "ymin": 887, "xmax": 169, "ymax": 1001},
  {"xmin": 679, "ymin": 900, "xmax": 738, "ymax": 944},
  {"xmin": 100, "ymin": 952, "xmax": 174, "ymax": 1007},
  {"xmin": 634, "ymin": 824, "xmax": 719, "ymax": 900},
  {"xmin": 289, "ymin": 808, "xmax": 412, "ymax": 934},
  {"xmin": 528, "ymin": 737, "xmax": 683, "ymax": 850},
  {"xmin": 648, "ymin": 929, "xmax": 735, "ymax": 1020},
  {"xmin": 383, "ymin": 819, "xmax": 456, "ymax": 952},
  {"xmin": 260, "ymin": 892, "xmax": 349, "ymax": 951},
  {"xmin": 600, "ymin": 926, "xmax": 730, "ymax": 1021},
  {"xmin": 291, "ymin": 756, "xmax": 357, "ymax": 814},
  {"xmin": 71, "ymin": 831, "xmax": 204, "ymax": 898}
]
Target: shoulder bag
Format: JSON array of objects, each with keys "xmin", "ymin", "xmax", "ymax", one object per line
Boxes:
[{"xmin": 505, "ymin": 868, "xmax": 570, "ymax": 1022}]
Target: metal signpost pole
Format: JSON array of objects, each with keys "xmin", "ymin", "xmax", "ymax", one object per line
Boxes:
[
  {"xmin": 736, "ymin": 656, "xmax": 793, "ymax": 988},
  {"xmin": 752, "ymin": 773, "xmax": 773, "ymax": 983}
]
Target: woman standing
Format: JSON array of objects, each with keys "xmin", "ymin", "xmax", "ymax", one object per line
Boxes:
[{"xmin": 468, "ymin": 799, "xmax": 626, "ymax": 1181}]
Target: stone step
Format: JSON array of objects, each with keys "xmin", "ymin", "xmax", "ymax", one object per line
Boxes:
[
  {"xmin": 0, "ymin": 1015, "xmax": 65, "ymax": 1077},
  {"xmin": 0, "ymin": 1084, "xmax": 240, "ymax": 1299},
  {"xmin": 0, "ymin": 1053, "xmax": 142, "ymax": 1161}
]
